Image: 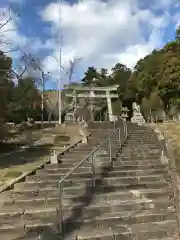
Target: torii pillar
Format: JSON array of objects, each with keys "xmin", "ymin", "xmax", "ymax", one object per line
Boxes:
[
  {"xmin": 106, "ymin": 90, "xmax": 113, "ymax": 122},
  {"xmin": 89, "ymin": 90, "xmax": 95, "ymax": 121}
]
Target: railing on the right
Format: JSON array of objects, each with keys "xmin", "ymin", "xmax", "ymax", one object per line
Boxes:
[
  {"xmin": 161, "ymin": 134, "xmax": 180, "ymax": 237},
  {"xmin": 57, "ymin": 119, "xmax": 128, "ymax": 235}
]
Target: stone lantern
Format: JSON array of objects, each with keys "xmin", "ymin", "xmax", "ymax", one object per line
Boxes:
[{"xmin": 120, "ymin": 107, "xmax": 129, "ymax": 121}]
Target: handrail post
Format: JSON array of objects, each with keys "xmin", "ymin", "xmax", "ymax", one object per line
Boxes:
[
  {"xmin": 91, "ymin": 152, "xmax": 96, "ymax": 187},
  {"xmin": 118, "ymin": 128, "xmax": 121, "ymax": 147},
  {"xmin": 124, "ymin": 120, "xmax": 127, "ymax": 139},
  {"xmin": 109, "ymin": 137, "xmax": 112, "ymax": 163},
  {"xmin": 58, "ymin": 180, "xmax": 63, "ymax": 235},
  {"xmin": 113, "ymin": 120, "xmax": 115, "ymax": 129},
  {"xmin": 123, "ymin": 120, "xmax": 125, "ymax": 137}
]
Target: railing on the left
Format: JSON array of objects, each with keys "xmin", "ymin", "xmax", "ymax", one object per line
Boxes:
[{"xmin": 57, "ymin": 121, "xmax": 128, "ymax": 235}]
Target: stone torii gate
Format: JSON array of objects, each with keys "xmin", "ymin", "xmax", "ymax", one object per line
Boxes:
[{"xmin": 64, "ymin": 85, "xmax": 119, "ymax": 122}]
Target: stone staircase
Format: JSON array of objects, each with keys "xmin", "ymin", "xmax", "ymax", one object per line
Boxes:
[{"xmin": 0, "ymin": 122, "xmax": 179, "ymax": 239}]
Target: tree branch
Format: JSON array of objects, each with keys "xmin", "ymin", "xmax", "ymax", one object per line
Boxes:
[
  {"xmin": 0, "ymin": 8, "xmax": 20, "ymax": 53},
  {"xmin": 68, "ymin": 56, "xmax": 82, "ymax": 83},
  {"xmin": 0, "ymin": 8, "xmax": 19, "ymax": 30}
]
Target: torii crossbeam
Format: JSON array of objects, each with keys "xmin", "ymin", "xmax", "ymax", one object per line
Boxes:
[{"xmin": 64, "ymin": 85, "xmax": 119, "ymax": 121}]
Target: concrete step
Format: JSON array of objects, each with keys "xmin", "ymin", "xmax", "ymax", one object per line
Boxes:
[
  {"xmin": 125, "ymin": 137, "xmax": 157, "ymax": 140},
  {"xmin": 121, "ymin": 147, "xmax": 160, "ymax": 152},
  {"xmin": 6, "ymin": 188, "xmax": 172, "ymax": 202},
  {"xmin": 19, "ymin": 175, "xmax": 169, "ymax": 188},
  {"xmin": 36, "ymin": 168, "xmax": 168, "ymax": 176},
  {"xmin": 120, "ymin": 152, "xmax": 161, "ymax": 156},
  {"xmin": 130, "ymin": 220, "xmax": 178, "ymax": 240},
  {"xmin": 44, "ymin": 162, "xmax": 168, "ymax": 170},
  {"xmin": 1, "ymin": 197, "xmax": 172, "ymax": 217},
  {"xmin": 148, "ymin": 238, "xmax": 177, "ymax": 240},
  {"xmin": 63, "ymin": 152, "xmax": 92, "ymax": 158},
  {"xmin": 5, "ymin": 196, "xmax": 171, "ymax": 213},
  {"xmin": 63, "ymin": 161, "xmax": 167, "ymax": 168},
  {"xmin": 115, "ymin": 159, "xmax": 163, "ymax": 165},
  {"xmin": 0, "ymin": 210, "xmax": 175, "ymax": 239},
  {"xmin": 116, "ymin": 155, "xmax": 161, "ymax": 160},
  {"xmin": 119, "ymin": 153, "xmax": 161, "ymax": 158},
  {"xmin": 13, "ymin": 180, "xmax": 169, "ymax": 195},
  {"xmin": 60, "ymin": 156, "xmax": 115, "ymax": 164},
  {"xmin": 69, "ymin": 149, "xmax": 92, "ymax": 154},
  {"xmin": 63, "ymin": 151, "xmax": 159, "ymax": 160},
  {"xmin": 123, "ymin": 143, "xmax": 159, "ymax": 148},
  {"xmin": 126, "ymin": 137, "xmax": 158, "ymax": 140},
  {"xmin": 0, "ymin": 210, "xmax": 24, "ymax": 225},
  {"xmin": 120, "ymin": 150, "xmax": 161, "ymax": 155},
  {"xmin": 0, "ymin": 220, "xmax": 56, "ymax": 239},
  {"xmin": 67, "ymin": 149, "xmax": 93, "ymax": 153},
  {"xmin": 39, "ymin": 162, "xmax": 168, "ymax": 174},
  {"xmin": 0, "ymin": 225, "xmax": 25, "ymax": 240},
  {"xmin": 113, "ymin": 164, "xmax": 167, "ymax": 171},
  {"xmin": 75, "ymin": 220, "xmax": 177, "ymax": 240},
  {"xmin": 24, "ymin": 208, "xmax": 175, "ymax": 233},
  {"xmin": 61, "ymin": 156, "xmax": 108, "ymax": 162},
  {"xmin": 125, "ymin": 143, "xmax": 160, "ymax": 146},
  {"xmin": 28, "ymin": 172, "xmax": 169, "ymax": 182},
  {"xmin": 125, "ymin": 140, "xmax": 159, "ymax": 144},
  {"xmin": 5, "ymin": 188, "xmax": 172, "ymax": 202},
  {"xmin": 71, "ymin": 148, "xmax": 119, "ymax": 154},
  {"xmin": 75, "ymin": 226, "xmax": 130, "ymax": 240},
  {"xmin": 65, "ymin": 147, "xmax": 119, "ymax": 155}
]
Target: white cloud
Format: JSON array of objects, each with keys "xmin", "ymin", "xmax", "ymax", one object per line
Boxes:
[
  {"xmin": 173, "ymin": 12, "xmax": 180, "ymax": 29},
  {"xmin": 0, "ymin": 0, "xmax": 174, "ymax": 87},
  {"xmin": 40, "ymin": 0, "xmax": 172, "ymax": 86}
]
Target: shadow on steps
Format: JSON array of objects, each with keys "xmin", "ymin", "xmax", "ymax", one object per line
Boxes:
[
  {"xmin": 61, "ymin": 164, "xmax": 114, "ymax": 239},
  {"xmin": 14, "ymin": 163, "xmax": 116, "ymax": 240}
]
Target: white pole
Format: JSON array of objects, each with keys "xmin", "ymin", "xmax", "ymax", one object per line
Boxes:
[
  {"xmin": 58, "ymin": 0, "xmax": 62, "ymax": 124},
  {"xmin": 41, "ymin": 72, "xmax": 44, "ymax": 126}
]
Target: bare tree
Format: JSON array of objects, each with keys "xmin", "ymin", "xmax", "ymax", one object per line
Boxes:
[
  {"xmin": 0, "ymin": 8, "xmax": 42, "ymax": 79},
  {"xmin": 0, "ymin": 8, "xmax": 43, "ymax": 82},
  {"xmin": 0, "ymin": 8, "xmax": 19, "ymax": 30},
  {"xmin": 0, "ymin": 8, "xmax": 20, "ymax": 53},
  {"xmin": 63, "ymin": 56, "xmax": 82, "ymax": 83},
  {"xmin": 52, "ymin": 55, "xmax": 82, "ymax": 83},
  {"xmin": 0, "ymin": 48, "xmax": 37, "ymax": 86},
  {"xmin": 11, "ymin": 52, "xmax": 36, "ymax": 81}
]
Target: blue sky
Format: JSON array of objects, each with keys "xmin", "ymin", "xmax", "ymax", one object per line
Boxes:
[{"xmin": 0, "ymin": 0, "xmax": 180, "ymax": 89}]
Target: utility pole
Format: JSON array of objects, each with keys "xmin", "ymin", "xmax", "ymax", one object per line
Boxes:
[
  {"xmin": 40, "ymin": 71, "xmax": 51, "ymax": 127},
  {"xmin": 31, "ymin": 58, "xmax": 51, "ymax": 127},
  {"xmin": 58, "ymin": 0, "xmax": 62, "ymax": 125},
  {"xmin": 41, "ymin": 71, "xmax": 45, "ymax": 126}
]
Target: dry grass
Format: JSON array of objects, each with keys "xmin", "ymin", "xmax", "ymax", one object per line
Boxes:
[
  {"xmin": 0, "ymin": 123, "xmax": 88, "ymax": 188},
  {"xmin": 0, "ymin": 125, "xmax": 74, "ymax": 188},
  {"xmin": 151, "ymin": 121, "xmax": 180, "ymax": 172},
  {"xmin": 0, "ymin": 157, "xmax": 48, "ymax": 187}
]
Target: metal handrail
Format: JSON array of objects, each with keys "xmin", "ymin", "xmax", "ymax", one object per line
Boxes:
[
  {"xmin": 58, "ymin": 121, "xmax": 128, "ymax": 235},
  {"xmin": 59, "ymin": 129, "xmax": 119, "ymax": 184}
]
